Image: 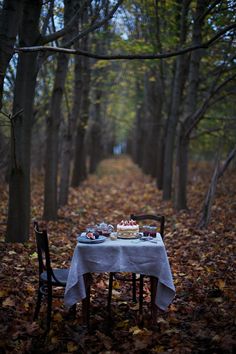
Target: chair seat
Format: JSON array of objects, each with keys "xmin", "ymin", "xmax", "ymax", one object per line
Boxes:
[{"xmin": 40, "ymin": 268, "xmax": 69, "ymax": 285}]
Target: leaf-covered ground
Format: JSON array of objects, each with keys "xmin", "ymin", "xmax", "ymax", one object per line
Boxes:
[{"xmin": 0, "ymin": 156, "xmax": 235, "ymax": 354}]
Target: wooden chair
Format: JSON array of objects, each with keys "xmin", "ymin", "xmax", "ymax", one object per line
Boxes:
[
  {"xmin": 108, "ymin": 214, "xmax": 165, "ymax": 319},
  {"xmin": 33, "ymin": 221, "xmax": 72, "ymax": 331}
]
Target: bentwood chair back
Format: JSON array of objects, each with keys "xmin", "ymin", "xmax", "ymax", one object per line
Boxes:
[
  {"xmin": 33, "ymin": 221, "xmax": 69, "ymax": 331},
  {"xmin": 131, "ymin": 214, "xmax": 165, "ymax": 239}
]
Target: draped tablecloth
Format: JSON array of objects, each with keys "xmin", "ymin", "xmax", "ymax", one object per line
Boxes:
[{"xmin": 64, "ymin": 234, "xmax": 175, "ymax": 311}]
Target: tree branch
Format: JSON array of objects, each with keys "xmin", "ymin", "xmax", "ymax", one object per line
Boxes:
[
  {"xmin": 184, "ymin": 72, "xmax": 236, "ymax": 137},
  {"xmin": 218, "ymin": 145, "xmax": 236, "ymax": 178},
  {"xmin": 40, "ymin": 0, "xmax": 88, "ymax": 45},
  {"xmin": 41, "ymin": 0, "xmax": 54, "ymax": 37},
  {"xmin": 65, "ymin": 0, "xmax": 124, "ymax": 47},
  {"xmin": 15, "ymin": 23, "xmax": 236, "ymax": 59},
  {"xmin": 191, "ymin": 127, "xmax": 221, "ymax": 139},
  {"xmin": 0, "ymin": 109, "xmax": 23, "ymax": 170},
  {"xmin": 197, "ymin": 144, "xmax": 236, "ymax": 229},
  {"xmin": 197, "ymin": 0, "xmax": 222, "ymax": 22}
]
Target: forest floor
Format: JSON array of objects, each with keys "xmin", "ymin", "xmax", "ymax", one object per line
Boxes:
[{"xmin": 0, "ymin": 156, "xmax": 235, "ymax": 354}]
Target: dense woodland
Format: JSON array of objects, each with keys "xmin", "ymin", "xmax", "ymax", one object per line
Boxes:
[
  {"xmin": 0, "ymin": 0, "xmax": 236, "ymax": 353},
  {"xmin": 0, "ymin": 0, "xmax": 235, "ymax": 242}
]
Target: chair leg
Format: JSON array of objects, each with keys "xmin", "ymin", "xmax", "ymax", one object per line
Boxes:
[
  {"xmin": 33, "ymin": 288, "xmax": 43, "ymax": 320},
  {"xmin": 132, "ymin": 273, "xmax": 137, "ymax": 303},
  {"xmin": 68, "ymin": 304, "xmax": 76, "ymax": 319},
  {"xmin": 107, "ymin": 272, "xmax": 114, "ymax": 315},
  {"xmin": 139, "ymin": 275, "xmax": 144, "ymax": 316},
  {"xmin": 46, "ymin": 288, "xmax": 52, "ymax": 332}
]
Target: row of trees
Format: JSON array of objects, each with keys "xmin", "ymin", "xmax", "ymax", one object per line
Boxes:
[
  {"xmin": 0, "ymin": 0, "xmax": 235, "ymax": 242},
  {"xmin": 127, "ymin": 0, "xmax": 236, "ymax": 209}
]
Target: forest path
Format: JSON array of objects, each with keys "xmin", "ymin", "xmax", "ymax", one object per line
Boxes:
[
  {"xmin": 65, "ymin": 155, "xmax": 165, "ymax": 232},
  {"xmin": 0, "ymin": 156, "xmax": 235, "ymax": 353}
]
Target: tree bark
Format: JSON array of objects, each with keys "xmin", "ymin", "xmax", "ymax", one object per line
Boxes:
[
  {"xmin": 43, "ymin": 0, "xmax": 75, "ymax": 220},
  {"xmin": 71, "ymin": 4, "xmax": 91, "ymax": 186},
  {"xmin": 71, "ymin": 52, "xmax": 90, "ymax": 186},
  {"xmin": 198, "ymin": 145, "xmax": 236, "ymax": 229},
  {"xmin": 89, "ymin": 89, "xmax": 103, "ymax": 173},
  {"xmin": 132, "ymin": 81, "xmax": 145, "ymax": 166},
  {"xmin": 174, "ymin": 0, "xmax": 207, "ymax": 210},
  {"xmin": 6, "ymin": 0, "xmax": 42, "ymax": 242},
  {"xmin": 143, "ymin": 71, "xmax": 163, "ymax": 179},
  {"xmin": 43, "ymin": 52, "xmax": 69, "ymax": 220},
  {"xmin": 58, "ymin": 55, "xmax": 82, "ymax": 205},
  {"xmin": 162, "ymin": 0, "xmax": 189, "ymax": 200},
  {"xmin": 58, "ymin": 113, "xmax": 72, "ymax": 207},
  {"xmin": 0, "ymin": 0, "xmax": 24, "ymax": 110},
  {"xmin": 174, "ymin": 131, "xmax": 189, "ymax": 209}
]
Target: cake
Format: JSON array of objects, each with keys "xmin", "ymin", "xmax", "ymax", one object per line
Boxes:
[{"xmin": 117, "ymin": 219, "xmax": 139, "ymax": 238}]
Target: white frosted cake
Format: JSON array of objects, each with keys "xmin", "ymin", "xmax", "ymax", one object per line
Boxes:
[{"xmin": 117, "ymin": 220, "xmax": 139, "ymax": 238}]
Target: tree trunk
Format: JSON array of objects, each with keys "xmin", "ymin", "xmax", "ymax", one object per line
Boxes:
[
  {"xmin": 71, "ymin": 29, "xmax": 90, "ymax": 186},
  {"xmin": 71, "ymin": 56, "xmax": 90, "ymax": 185},
  {"xmin": 0, "ymin": 0, "xmax": 24, "ymax": 110},
  {"xmin": 71, "ymin": 57, "xmax": 83, "ymax": 187},
  {"xmin": 198, "ymin": 145, "xmax": 236, "ymax": 230},
  {"xmin": 148, "ymin": 74, "xmax": 163, "ymax": 179},
  {"xmin": 6, "ymin": 0, "xmax": 42, "ymax": 242},
  {"xmin": 43, "ymin": 0, "xmax": 75, "ymax": 219},
  {"xmin": 58, "ymin": 114, "xmax": 72, "ymax": 207},
  {"xmin": 141, "ymin": 72, "xmax": 152, "ymax": 174},
  {"xmin": 174, "ymin": 0, "xmax": 206, "ymax": 210},
  {"xmin": 174, "ymin": 132, "xmax": 189, "ymax": 209},
  {"xmin": 59, "ymin": 55, "xmax": 82, "ymax": 204},
  {"xmin": 43, "ymin": 53, "xmax": 69, "ymax": 220},
  {"xmin": 156, "ymin": 136, "xmax": 165, "ymax": 189},
  {"xmin": 132, "ymin": 81, "xmax": 144, "ymax": 166},
  {"xmin": 89, "ymin": 89, "xmax": 103, "ymax": 173},
  {"xmin": 162, "ymin": 0, "xmax": 189, "ymax": 200},
  {"xmin": 58, "ymin": 1, "xmax": 83, "ymax": 206}
]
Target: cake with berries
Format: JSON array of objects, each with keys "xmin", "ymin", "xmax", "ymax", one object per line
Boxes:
[{"xmin": 117, "ymin": 219, "xmax": 139, "ymax": 238}]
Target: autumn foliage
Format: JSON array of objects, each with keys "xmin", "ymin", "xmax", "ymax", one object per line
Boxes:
[{"xmin": 0, "ymin": 157, "xmax": 235, "ymax": 353}]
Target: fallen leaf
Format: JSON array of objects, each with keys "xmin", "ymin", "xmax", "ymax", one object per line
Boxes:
[{"xmin": 2, "ymin": 297, "xmax": 15, "ymax": 307}]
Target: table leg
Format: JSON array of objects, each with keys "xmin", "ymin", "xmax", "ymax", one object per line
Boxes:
[
  {"xmin": 150, "ymin": 276, "xmax": 158, "ymax": 323},
  {"xmin": 107, "ymin": 272, "xmax": 114, "ymax": 316},
  {"xmin": 82, "ymin": 273, "xmax": 91, "ymax": 328},
  {"xmin": 139, "ymin": 274, "xmax": 144, "ymax": 317}
]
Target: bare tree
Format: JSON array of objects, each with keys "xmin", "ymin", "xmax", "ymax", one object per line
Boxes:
[
  {"xmin": 6, "ymin": 0, "xmax": 42, "ymax": 242},
  {"xmin": 162, "ymin": 0, "xmax": 190, "ymax": 200},
  {"xmin": 198, "ymin": 145, "xmax": 236, "ymax": 229},
  {"xmin": 43, "ymin": 0, "xmax": 77, "ymax": 220},
  {"xmin": 0, "ymin": 0, "xmax": 24, "ymax": 110}
]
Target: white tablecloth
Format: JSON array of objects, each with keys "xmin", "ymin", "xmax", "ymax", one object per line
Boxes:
[{"xmin": 64, "ymin": 234, "xmax": 175, "ymax": 311}]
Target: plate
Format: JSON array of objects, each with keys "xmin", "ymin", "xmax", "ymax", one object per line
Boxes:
[
  {"xmin": 77, "ymin": 234, "xmax": 106, "ymax": 244},
  {"xmin": 117, "ymin": 232, "xmax": 140, "ymax": 240}
]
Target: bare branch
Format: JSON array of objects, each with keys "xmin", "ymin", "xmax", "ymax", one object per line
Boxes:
[
  {"xmin": 65, "ymin": 0, "xmax": 124, "ymax": 47},
  {"xmin": 185, "ymin": 72, "xmax": 236, "ymax": 137},
  {"xmin": 0, "ymin": 109, "xmax": 23, "ymax": 169},
  {"xmin": 218, "ymin": 145, "xmax": 236, "ymax": 178},
  {"xmin": 197, "ymin": 0, "xmax": 222, "ymax": 22},
  {"xmin": 191, "ymin": 127, "xmax": 221, "ymax": 139},
  {"xmin": 41, "ymin": 0, "xmax": 54, "ymax": 36},
  {"xmin": 15, "ymin": 23, "xmax": 236, "ymax": 60},
  {"xmin": 40, "ymin": 0, "xmax": 88, "ymax": 45},
  {"xmin": 198, "ymin": 144, "xmax": 236, "ymax": 229}
]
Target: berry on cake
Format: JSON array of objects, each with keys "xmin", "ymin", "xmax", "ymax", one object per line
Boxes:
[{"xmin": 117, "ymin": 219, "xmax": 139, "ymax": 238}]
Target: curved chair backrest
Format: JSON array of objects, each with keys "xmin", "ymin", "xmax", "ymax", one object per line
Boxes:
[
  {"xmin": 130, "ymin": 214, "xmax": 165, "ymax": 240},
  {"xmin": 34, "ymin": 221, "xmax": 52, "ymax": 281}
]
